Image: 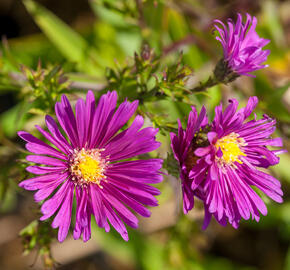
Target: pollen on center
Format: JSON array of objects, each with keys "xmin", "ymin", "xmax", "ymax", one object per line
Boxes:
[
  {"xmin": 69, "ymin": 148, "xmax": 107, "ymax": 187},
  {"xmin": 215, "ymin": 132, "xmax": 246, "ymax": 166}
]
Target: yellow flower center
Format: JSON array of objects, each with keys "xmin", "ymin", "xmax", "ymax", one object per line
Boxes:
[
  {"xmin": 79, "ymin": 155, "xmax": 103, "ymax": 181},
  {"xmin": 215, "ymin": 132, "xmax": 246, "ymax": 166},
  {"xmin": 70, "ymin": 148, "xmax": 107, "ymax": 187}
]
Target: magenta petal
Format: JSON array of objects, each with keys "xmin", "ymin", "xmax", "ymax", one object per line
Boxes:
[
  {"xmin": 242, "ymin": 96, "xmax": 258, "ymax": 119},
  {"xmin": 45, "ymin": 115, "xmax": 72, "ymax": 153},
  {"xmin": 55, "ymin": 98, "xmax": 78, "ymax": 148},
  {"xmin": 34, "ymin": 173, "xmax": 68, "ymax": 202},
  {"xmin": 40, "ymin": 180, "xmax": 71, "ymax": 220},
  {"xmin": 52, "ymin": 182, "xmax": 74, "ymax": 242},
  {"xmin": 194, "ymin": 146, "xmax": 211, "ymax": 157},
  {"xmin": 88, "ymin": 91, "xmax": 118, "ymax": 148},
  {"xmin": 90, "ymin": 185, "xmax": 106, "ymax": 227},
  {"xmin": 103, "ymin": 200, "xmax": 129, "ymax": 241},
  {"xmin": 182, "ymin": 181, "xmax": 195, "ymax": 214},
  {"xmin": 101, "ymin": 187, "xmax": 139, "ymax": 229},
  {"xmin": 18, "ymin": 131, "xmax": 67, "ymax": 159},
  {"xmin": 98, "ymin": 99, "xmax": 139, "ymax": 147},
  {"xmin": 26, "ymin": 165, "xmax": 66, "ymax": 175},
  {"xmin": 19, "ymin": 172, "xmax": 68, "ymax": 191},
  {"xmin": 207, "ymin": 132, "xmax": 217, "ymax": 144},
  {"xmin": 202, "ymin": 206, "xmax": 212, "ymax": 230},
  {"xmin": 26, "ymin": 155, "xmax": 67, "ymax": 167},
  {"xmin": 105, "ymin": 121, "xmax": 161, "ymax": 161},
  {"xmin": 73, "ymin": 188, "xmax": 90, "ymax": 241},
  {"xmin": 75, "ymin": 98, "xmax": 87, "ymax": 148},
  {"xmin": 105, "ymin": 184, "xmax": 152, "ymax": 217}
]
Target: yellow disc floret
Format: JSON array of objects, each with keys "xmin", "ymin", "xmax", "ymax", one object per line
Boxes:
[
  {"xmin": 215, "ymin": 132, "xmax": 246, "ymax": 166},
  {"xmin": 70, "ymin": 148, "xmax": 107, "ymax": 187},
  {"xmin": 78, "ymin": 155, "xmax": 103, "ymax": 182}
]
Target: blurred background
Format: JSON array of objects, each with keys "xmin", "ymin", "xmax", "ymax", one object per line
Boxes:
[{"xmin": 0, "ymin": 0, "xmax": 289, "ymax": 269}]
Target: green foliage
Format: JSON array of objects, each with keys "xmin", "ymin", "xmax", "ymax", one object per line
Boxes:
[
  {"xmin": 20, "ymin": 63, "xmax": 70, "ymax": 114},
  {"xmin": 105, "ymin": 45, "xmax": 160, "ymax": 100},
  {"xmin": 20, "ymin": 220, "xmax": 57, "ymax": 269},
  {"xmin": 23, "ymin": 0, "xmax": 87, "ymax": 61},
  {"xmin": 163, "ymin": 152, "xmax": 180, "ymax": 178}
]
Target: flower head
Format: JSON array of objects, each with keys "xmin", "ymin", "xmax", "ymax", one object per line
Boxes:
[
  {"xmin": 214, "ymin": 13, "xmax": 270, "ymax": 77},
  {"xmin": 19, "ymin": 91, "xmax": 163, "ymax": 242},
  {"xmin": 189, "ymin": 97, "xmax": 284, "ymax": 228},
  {"xmin": 170, "ymin": 106, "xmax": 209, "ymax": 214}
]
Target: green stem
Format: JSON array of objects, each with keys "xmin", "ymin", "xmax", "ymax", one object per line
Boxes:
[
  {"xmin": 190, "ymin": 76, "xmax": 219, "ymax": 92},
  {"xmin": 190, "ymin": 59, "xmax": 239, "ymax": 93}
]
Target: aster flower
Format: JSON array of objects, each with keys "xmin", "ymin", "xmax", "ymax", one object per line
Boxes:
[
  {"xmin": 170, "ymin": 106, "xmax": 209, "ymax": 214},
  {"xmin": 189, "ymin": 97, "xmax": 284, "ymax": 228},
  {"xmin": 214, "ymin": 13, "xmax": 270, "ymax": 77},
  {"xmin": 18, "ymin": 91, "xmax": 163, "ymax": 242}
]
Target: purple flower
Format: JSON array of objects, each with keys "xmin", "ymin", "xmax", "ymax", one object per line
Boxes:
[
  {"xmin": 170, "ymin": 106, "xmax": 209, "ymax": 214},
  {"xmin": 191, "ymin": 97, "xmax": 284, "ymax": 228},
  {"xmin": 214, "ymin": 13, "xmax": 270, "ymax": 77},
  {"xmin": 18, "ymin": 91, "xmax": 163, "ymax": 242}
]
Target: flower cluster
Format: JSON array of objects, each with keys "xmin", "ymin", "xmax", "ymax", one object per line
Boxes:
[
  {"xmin": 171, "ymin": 97, "xmax": 284, "ymax": 228},
  {"xmin": 18, "ymin": 12, "xmax": 282, "ymax": 243}
]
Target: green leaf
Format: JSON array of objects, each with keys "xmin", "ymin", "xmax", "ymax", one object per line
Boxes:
[
  {"xmin": 23, "ymin": 0, "xmax": 99, "ymax": 73},
  {"xmin": 0, "ymin": 102, "xmax": 30, "ymax": 138},
  {"xmin": 163, "ymin": 152, "xmax": 180, "ymax": 178},
  {"xmin": 90, "ymin": 0, "xmax": 134, "ymax": 28}
]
